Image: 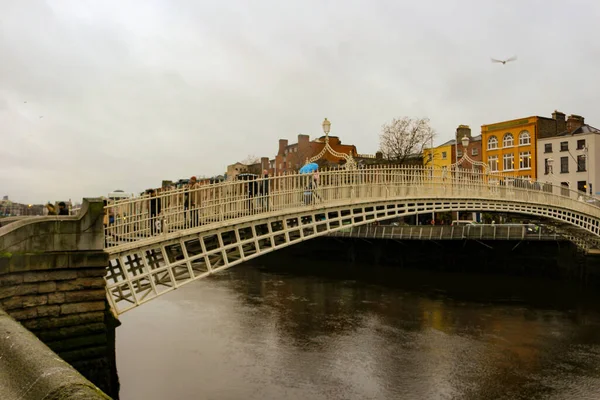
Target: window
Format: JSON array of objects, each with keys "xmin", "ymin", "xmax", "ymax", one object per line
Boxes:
[
  {"xmin": 503, "ymin": 153, "xmax": 514, "ymax": 170},
  {"xmin": 577, "ymin": 139, "xmax": 586, "ymax": 150},
  {"xmin": 560, "ymin": 141, "xmax": 568, "ymax": 152},
  {"xmin": 457, "ymin": 150, "xmax": 463, "ymax": 158},
  {"xmin": 488, "ymin": 136, "xmax": 498, "ymax": 150},
  {"xmin": 577, "ymin": 155, "xmax": 586, "ymax": 172},
  {"xmin": 578, "ymin": 181, "xmax": 587, "ymax": 193},
  {"xmin": 442, "ymin": 152, "xmax": 447, "ymax": 159},
  {"xmin": 471, "ymin": 148, "xmax": 478, "ymax": 156},
  {"xmin": 519, "ymin": 151, "xmax": 531, "ymax": 169},
  {"xmin": 428, "ymin": 153, "xmax": 433, "ymax": 162},
  {"xmin": 561, "ymin": 182, "xmax": 569, "ymax": 196},
  {"xmin": 488, "ymin": 155, "xmax": 498, "ymax": 172},
  {"xmin": 544, "ymin": 143, "xmax": 552, "ymax": 153},
  {"xmin": 503, "ymin": 133, "xmax": 514, "ymax": 147},
  {"xmin": 544, "ymin": 158, "xmax": 552, "ymax": 174},
  {"xmin": 560, "ymin": 156, "xmax": 568, "ymax": 173},
  {"xmin": 519, "ymin": 130, "xmax": 531, "ymax": 145}
]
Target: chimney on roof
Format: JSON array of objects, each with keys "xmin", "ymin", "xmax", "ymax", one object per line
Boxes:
[
  {"xmin": 566, "ymin": 114, "xmax": 585, "ymax": 132},
  {"xmin": 552, "ymin": 110, "xmax": 566, "ymax": 133},
  {"xmin": 278, "ymin": 139, "xmax": 288, "ymax": 155},
  {"xmin": 456, "ymin": 125, "xmax": 472, "ymax": 142}
]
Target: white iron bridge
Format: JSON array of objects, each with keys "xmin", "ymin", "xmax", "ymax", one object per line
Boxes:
[{"xmin": 103, "ymin": 165, "xmax": 600, "ymax": 314}]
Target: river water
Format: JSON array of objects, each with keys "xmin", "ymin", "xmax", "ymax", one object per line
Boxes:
[{"xmin": 116, "ymin": 260, "xmax": 600, "ymax": 400}]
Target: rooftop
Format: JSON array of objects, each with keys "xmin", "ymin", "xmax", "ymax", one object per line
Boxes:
[{"xmin": 556, "ymin": 124, "xmax": 600, "ymax": 136}]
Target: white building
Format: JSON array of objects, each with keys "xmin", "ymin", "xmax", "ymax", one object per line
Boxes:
[{"xmin": 537, "ymin": 120, "xmax": 600, "ymax": 197}]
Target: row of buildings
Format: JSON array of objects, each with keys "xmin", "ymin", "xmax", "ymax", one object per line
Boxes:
[
  {"xmin": 220, "ymin": 110, "xmax": 597, "ymax": 198},
  {"xmin": 1, "ymin": 195, "xmax": 46, "ymax": 216},
  {"xmin": 0, "ymin": 195, "xmax": 76, "ymax": 217},
  {"xmin": 226, "ymin": 133, "xmax": 363, "ymax": 180},
  {"xmin": 425, "ymin": 110, "xmax": 599, "ymax": 196}
]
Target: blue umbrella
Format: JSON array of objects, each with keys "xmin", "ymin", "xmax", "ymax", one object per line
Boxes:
[{"xmin": 299, "ymin": 163, "xmax": 319, "ymax": 174}]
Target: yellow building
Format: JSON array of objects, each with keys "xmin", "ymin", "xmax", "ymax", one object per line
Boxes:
[
  {"xmin": 481, "ymin": 111, "xmax": 567, "ymax": 180},
  {"xmin": 423, "ymin": 139, "xmax": 456, "ymax": 168}
]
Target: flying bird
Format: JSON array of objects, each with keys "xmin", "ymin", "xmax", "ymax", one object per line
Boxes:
[{"xmin": 491, "ymin": 56, "xmax": 517, "ymax": 65}]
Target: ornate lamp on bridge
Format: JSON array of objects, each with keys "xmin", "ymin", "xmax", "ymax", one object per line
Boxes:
[
  {"xmin": 305, "ymin": 118, "xmax": 357, "ymax": 170},
  {"xmin": 450, "ymin": 135, "xmax": 488, "ymax": 172}
]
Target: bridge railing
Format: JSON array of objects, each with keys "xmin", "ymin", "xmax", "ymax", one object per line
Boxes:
[{"xmin": 103, "ymin": 165, "xmax": 600, "ymax": 248}]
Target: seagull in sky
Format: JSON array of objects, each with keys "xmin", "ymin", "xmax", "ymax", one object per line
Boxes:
[{"xmin": 491, "ymin": 56, "xmax": 517, "ymax": 65}]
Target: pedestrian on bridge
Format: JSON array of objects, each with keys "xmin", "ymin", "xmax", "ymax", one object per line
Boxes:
[
  {"xmin": 148, "ymin": 189, "xmax": 161, "ymax": 236},
  {"xmin": 259, "ymin": 170, "xmax": 270, "ymax": 211},
  {"xmin": 185, "ymin": 177, "xmax": 199, "ymax": 227}
]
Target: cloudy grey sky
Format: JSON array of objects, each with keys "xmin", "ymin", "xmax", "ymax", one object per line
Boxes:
[{"xmin": 1, "ymin": 0, "xmax": 599, "ymax": 204}]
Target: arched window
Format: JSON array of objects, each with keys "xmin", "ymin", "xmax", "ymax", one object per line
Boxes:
[
  {"xmin": 519, "ymin": 130, "xmax": 530, "ymax": 145},
  {"xmin": 503, "ymin": 133, "xmax": 514, "ymax": 147},
  {"xmin": 488, "ymin": 136, "xmax": 498, "ymax": 150}
]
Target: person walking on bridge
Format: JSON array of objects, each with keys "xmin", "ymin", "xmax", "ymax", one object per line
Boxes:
[
  {"xmin": 185, "ymin": 176, "xmax": 199, "ymax": 227},
  {"xmin": 259, "ymin": 170, "xmax": 270, "ymax": 211},
  {"xmin": 148, "ymin": 189, "xmax": 161, "ymax": 236}
]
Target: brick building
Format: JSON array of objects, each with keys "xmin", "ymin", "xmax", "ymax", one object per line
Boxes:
[
  {"xmin": 455, "ymin": 125, "xmax": 483, "ymax": 168},
  {"xmin": 273, "ymin": 134, "xmax": 358, "ymax": 174}
]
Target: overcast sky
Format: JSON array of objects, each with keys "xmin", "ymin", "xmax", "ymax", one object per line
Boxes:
[{"xmin": 1, "ymin": 0, "xmax": 598, "ymax": 204}]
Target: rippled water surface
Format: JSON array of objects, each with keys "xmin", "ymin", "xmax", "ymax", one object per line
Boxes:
[{"xmin": 117, "ymin": 263, "xmax": 600, "ymax": 400}]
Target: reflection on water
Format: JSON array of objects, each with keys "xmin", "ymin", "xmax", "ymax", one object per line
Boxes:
[{"xmin": 117, "ymin": 262, "xmax": 600, "ymax": 400}]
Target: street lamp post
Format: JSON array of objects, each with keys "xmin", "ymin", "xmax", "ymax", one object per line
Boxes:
[
  {"xmin": 306, "ymin": 118, "xmax": 356, "ymax": 169},
  {"xmin": 451, "ymin": 134, "xmax": 491, "ymax": 222},
  {"xmin": 461, "ymin": 135, "xmax": 470, "ymax": 151}
]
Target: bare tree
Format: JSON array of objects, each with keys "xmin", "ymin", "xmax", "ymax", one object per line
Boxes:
[
  {"xmin": 379, "ymin": 117, "xmax": 436, "ymax": 165},
  {"xmin": 241, "ymin": 155, "xmax": 259, "ymax": 165},
  {"xmin": 241, "ymin": 155, "xmax": 262, "ymax": 174}
]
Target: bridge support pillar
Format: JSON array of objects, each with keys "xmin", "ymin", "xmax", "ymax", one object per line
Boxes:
[{"xmin": 0, "ymin": 198, "xmax": 119, "ymax": 399}]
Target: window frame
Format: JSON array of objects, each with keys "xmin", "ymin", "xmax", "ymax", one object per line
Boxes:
[
  {"xmin": 560, "ymin": 141, "xmax": 568, "ymax": 152},
  {"xmin": 503, "ymin": 153, "xmax": 514, "ymax": 171},
  {"xmin": 518, "ymin": 130, "xmax": 531, "ymax": 145},
  {"xmin": 560, "ymin": 156, "xmax": 569, "ymax": 173},
  {"xmin": 488, "ymin": 155, "xmax": 498, "ymax": 172},
  {"xmin": 503, "ymin": 133, "xmax": 514, "ymax": 148},
  {"xmin": 519, "ymin": 151, "xmax": 531, "ymax": 170},
  {"xmin": 487, "ymin": 136, "xmax": 498, "ymax": 150},
  {"xmin": 577, "ymin": 154, "xmax": 586, "ymax": 172}
]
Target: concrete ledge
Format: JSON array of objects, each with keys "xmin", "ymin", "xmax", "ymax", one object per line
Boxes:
[
  {"xmin": 0, "ymin": 308, "xmax": 111, "ymax": 399},
  {"xmin": 0, "ymin": 199, "xmax": 105, "ymax": 253}
]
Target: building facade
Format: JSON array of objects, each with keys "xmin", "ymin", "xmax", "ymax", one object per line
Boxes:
[
  {"xmin": 455, "ymin": 125, "xmax": 483, "ymax": 169},
  {"xmin": 423, "ymin": 139, "xmax": 456, "ymax": 168},
  {"xmin": 422, "ymin": 125, "xmax": 483, "ymax": 170},
  {"xmin": 274, "ymin": 134, "xmax": 358, "ymax": 174},
  {"xmin": 536, "ymin": 116, "xmax": 598, "ymax": 195},
  {"xmin": 481, "ymin": 111, "xmax": 568, "ymax": 181}
]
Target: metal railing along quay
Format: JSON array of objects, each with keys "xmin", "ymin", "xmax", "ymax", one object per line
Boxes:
[{"xmin": 330, "ymin": 224, "xmax": 565, "ymax": 241}]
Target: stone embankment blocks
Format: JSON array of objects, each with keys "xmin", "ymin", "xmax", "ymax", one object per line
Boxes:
[
  {"xmin": 0, "ymin": 199, "xmax": 119, "ymax": 398},
  {"xmin": 0, "ymin": 308, "xmax": 110, "ymax": 399}
]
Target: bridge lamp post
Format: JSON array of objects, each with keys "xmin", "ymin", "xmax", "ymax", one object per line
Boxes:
[{"xmin": 305, "ymin": 118, "xmax": 357, "ymax": 169}]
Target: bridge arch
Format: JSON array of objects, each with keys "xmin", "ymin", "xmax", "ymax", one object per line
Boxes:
[{"xmin": 105, "ymin": 166, "xmax": 600, "ymax": 315}]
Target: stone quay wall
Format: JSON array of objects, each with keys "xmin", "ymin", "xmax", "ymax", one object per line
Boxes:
[
  {"xmin": 0, "ymin": 307, "xmax": 110, "ymax": 399},
  {"xmin": 0, "ymin": 198, "xmax": 119, "ymax": 399}
]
